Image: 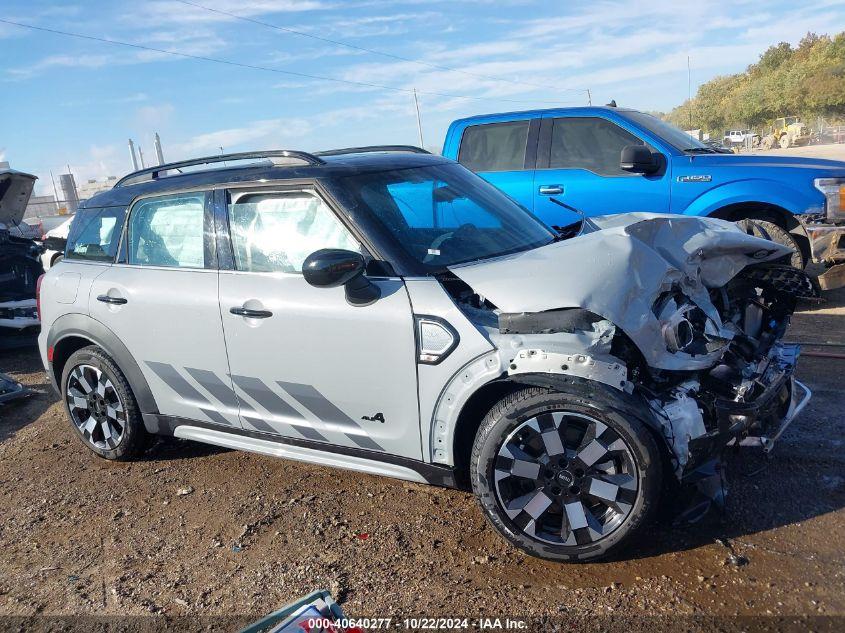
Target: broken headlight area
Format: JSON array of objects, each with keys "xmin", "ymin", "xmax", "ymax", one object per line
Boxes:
[{"xmin": 652, "ymin": 290, "xmax": 731, "ymax": 356}]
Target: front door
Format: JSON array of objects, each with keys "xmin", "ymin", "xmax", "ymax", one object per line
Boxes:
[
  {"xmin": 89, "ymin": 190, "xmax": 241, "ymax": 429},
  {"xmin": 217, "ymin": 186, "xmax": 423, "ymax": 460},
  {"xmin": 533, "ymin": 115, "xmax": 671, "ymax": 226}
]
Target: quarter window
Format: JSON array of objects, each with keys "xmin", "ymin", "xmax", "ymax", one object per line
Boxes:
[
  {"xmin": 458, "ymin": 121, "xmax": 530, "ymax": 172},
  {"xmin": 549, "ymin": 117, "xmax": 645, "ymax": 176},
  {"xmin": 228, "ymin": 191, "xmax": 360, "ymax": 273},
  {"xmin": 65, "ymin": 206, "xmax": 126, "ymax": 262},
  {"xmin": 127, "ymin": 193, "xmax": 207, "ymax": 268}
]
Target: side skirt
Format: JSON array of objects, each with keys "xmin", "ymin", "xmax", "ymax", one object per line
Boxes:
[{"xmin": 144, "ymin": 413, "xmax": 461, "ymax": 489}]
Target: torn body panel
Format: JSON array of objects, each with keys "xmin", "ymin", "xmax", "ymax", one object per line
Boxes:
[{"xmin": 448, "ymin": 214, "xmax": 793, "ymax": 371}]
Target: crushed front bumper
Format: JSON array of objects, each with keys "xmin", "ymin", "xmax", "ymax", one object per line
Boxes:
[
  {"xmin": 801, "ymin": 218, "xmax": 845, "ymax": 290},
  {"xmin": 683, "ymin": 344, "xmax": 811, "ymax": 477}
]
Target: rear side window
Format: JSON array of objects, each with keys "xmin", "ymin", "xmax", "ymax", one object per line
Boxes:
[
  {"xmin": 549, "ymin": 117, "xmax": 645, "ymax": 176},
  {"xmin": 458, "ymin": 121, "xmax": 529, "ymax": 172},
  {"xmin": 126, "ymin": 192, "xmax": 208, "ymax": 268},
  {"xmin": 65, "ymin": 206, "xmax": 126, "ymax": 262},
  {"xmin": 227, "ymin": 191, "xmax": 360, "ymax": 273}
]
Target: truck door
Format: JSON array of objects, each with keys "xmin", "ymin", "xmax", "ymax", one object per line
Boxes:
[
  {"xmin": 533, "ymin": 114, "xmax": 670, "ymax": 226},
  {"xmin": 216, "ymin": 186, "xmax": 423, "ymax": 460},
  {"xmin": 455, "ymin": 119, "xmax": 539, "ymax": 212}
]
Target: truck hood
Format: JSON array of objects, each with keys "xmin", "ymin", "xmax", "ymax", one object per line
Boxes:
[
  {"xmin": 448, "ymin": 213, "xmax": 792, "ymax": 370},
  {"xmin": 681, "ymin": 153, "xmax": 845, "ymax": 175},
  {"xmin": 0, "ymin": 169, "xmax": 37, "ymax": 227}
]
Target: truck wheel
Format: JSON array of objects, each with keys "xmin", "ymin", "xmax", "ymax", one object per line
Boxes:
[
  {"xmin": 779, "ymin": 134, "xmax": 791, "ymax": 149},
  {"xmin": 61, "ymin": 345, "xmax": 148, "ymax": 461},
  {"xmin": 737, "ymin": 219, "xmax": 804, "ymax": 268},
  {"xmin": 470, "ymin": 386, "xmax": 662, "ymax": 562}
]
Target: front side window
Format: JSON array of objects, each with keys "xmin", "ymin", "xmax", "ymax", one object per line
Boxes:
[
  {"xmin": 228, "ymin": 191, "xmax": 360, "ymax": 273},
  {"xmin": 549, "ymin": 117, "xmax": 646, "ymax": 176},
  {"xmin": 458, "ymin": 121, "xmax": 529, "ymax": 172},
  {"xmin": 65, "ymin": 206, "xmax": 126, "ymax": 262},
  {"xmin": 333, "ymin": 163, "xmax": 554, "ymax": 270},
  {"xmin": 127, "ymin": 193, "xmax": 207, "ymax": 268}
]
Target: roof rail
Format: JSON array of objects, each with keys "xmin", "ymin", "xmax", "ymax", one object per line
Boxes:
[
  {"xmin": 115, "ymin": 150, "xmax": 325, "ymax": 187},
  {"xmin": 315, "ymin": 145, "xmax": 430, "ymax": 157}
]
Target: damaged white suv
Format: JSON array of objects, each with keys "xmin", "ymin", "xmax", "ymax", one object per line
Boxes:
[{"xmin": 38, "ymin": 148, "xmax": 813, "ymax": 561}]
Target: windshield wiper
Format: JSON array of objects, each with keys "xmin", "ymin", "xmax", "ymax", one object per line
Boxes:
[{"xmin": 683, "ymin": 147, "xmax": 717, "ymax": 154}]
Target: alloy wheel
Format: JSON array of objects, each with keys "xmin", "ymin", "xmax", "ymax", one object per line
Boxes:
[
  {"xmin": 493, "ymin": 411, "xmax": 639, "ymax": 546},
  {"xmin": 66, "ymin": 364, "xmax": 126, "ymax": 450}
]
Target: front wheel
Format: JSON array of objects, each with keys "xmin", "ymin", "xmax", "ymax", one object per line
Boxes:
[{"xmin": 470, "ymin": 387, "xmax": 662, "ymax": 562}]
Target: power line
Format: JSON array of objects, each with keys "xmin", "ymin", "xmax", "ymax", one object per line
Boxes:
[
  {"xmin": 0, "ymin": 17, "xmax": 583, "ymax": 106},
  {"xmin": 173, "ymin": 0, "xmax": 588, "ymax": 95}
]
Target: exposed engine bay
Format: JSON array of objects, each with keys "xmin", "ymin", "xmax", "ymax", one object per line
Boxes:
[
  {"xmin": 0, "ymin": 168, "xmax": 43, "ymax": 339},
  {"xmin": 441, "ymin": 214, "xmax": 815, "ymax": 495}
]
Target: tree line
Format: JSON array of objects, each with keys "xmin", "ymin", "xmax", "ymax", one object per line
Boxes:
[{"xmin": 662, "ymin": 32, "xmax": 845, "ymax": 135}]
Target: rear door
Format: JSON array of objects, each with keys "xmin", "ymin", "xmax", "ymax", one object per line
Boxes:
[
  {"xmin": 533, "ymin": 114, "xmax": 670, "ymax": 226},
  {"xmin": 216, "ymin": 185, "xmax": 423, "ymax": 459},
  {"xmin": 456, "ymin": 118, "xmax": 539, "ymax": 212},
  {"xmin": 89, "ymin": 190, "xmax": 240, "ymax": 428}
]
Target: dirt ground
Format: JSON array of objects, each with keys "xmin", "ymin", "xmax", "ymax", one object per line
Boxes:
[{"xmin": 0, "ymin": 289, "xmax": 844, "ymax": 632}]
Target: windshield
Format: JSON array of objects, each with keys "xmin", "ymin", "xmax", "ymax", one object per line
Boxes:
[
  {"xmin": 333, "ymin": 163, "xmax": 555, "ymax": 270},
  {"xmin": 622, "ymin": 111, "xmax": 710, "ymax": 151}
]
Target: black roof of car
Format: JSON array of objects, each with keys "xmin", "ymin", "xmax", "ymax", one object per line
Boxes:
[{"xmin": 81, "ymin": 147, "xmax": 451, "ymax": 209}]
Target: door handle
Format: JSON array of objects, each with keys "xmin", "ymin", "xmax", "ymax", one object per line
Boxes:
[
  {"xmin": 539, "ymin": 185, "xmax": 564, "ymax": 195},
  {"xmin": 230, "ymin": 306, "xmax": 273, "ymax": 319},
  {"xmin": 97, "ymin": 294, "xmax": 127, "ymax": 305}
]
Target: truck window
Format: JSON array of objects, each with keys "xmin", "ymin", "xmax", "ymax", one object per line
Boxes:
[
  {"xmin": 549, "ymin": 117, "xmax": 645, "ymax": 176},
  {"xmin": 458, "ymin": 121, "xmax": 529, "ymax": 172}
]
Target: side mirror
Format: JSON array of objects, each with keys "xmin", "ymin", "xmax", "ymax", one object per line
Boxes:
[
  {"xmin": 620, "ymin": 145, "xmax": 660, "ymax": 174},
  {"xmin": 302, "ymin": 248, "xmax": 381, "ymax": 307}
]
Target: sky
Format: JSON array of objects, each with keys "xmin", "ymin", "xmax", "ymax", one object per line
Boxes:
[{"xmin": 2, "ymin": 0, "xmax": 845, "ymax": 195}]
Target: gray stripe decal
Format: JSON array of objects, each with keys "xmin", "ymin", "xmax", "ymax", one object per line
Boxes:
[
  {"xmin": 198, "ymin": 407, "xmax": 233, "ymax": 427},
  {"xmin": 243, "ymin": 415, "xmax": 287, "ymax": 436},
  {"xmin": 145, "ymin": 362, "xmax": 233, "ymax": 427},
  {"xmin": 186, "ymin": 368, "xmax": 240, "ymax": 410},
  {"xmin": 231, "ymin": 375, "xmax": 329, "ymax": 442},
  {"xmin": 276, "ymin": 381, "xmax": 384, "ymax": 451}
]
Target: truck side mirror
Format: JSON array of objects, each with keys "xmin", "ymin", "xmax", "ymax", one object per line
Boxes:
[
  {"xmin": 302, "ymin": 248, "xmax": 381, "ymax": 307},
  {"xmin": 620, "ymin": 145, "xmax": 660, "ymax": 175}
]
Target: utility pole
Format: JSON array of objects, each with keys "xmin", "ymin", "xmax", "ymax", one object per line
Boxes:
[
  {"xmin": 687, "ymin": 55, "xmax": 692, "ymax": 129},
  {"xmin": 413, "ymin": 88, "xmax": 424, "ymax": 148},
  {"xmin": 587, "ymin": 89, "xmax": 592, "ymax": 106},
  {"xmin": 49, "ymin": 171, "xmax": 60, "ymax": 212}
]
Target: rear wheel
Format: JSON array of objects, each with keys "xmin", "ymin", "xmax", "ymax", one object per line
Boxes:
[
  {"xmin": 470, "ymin": 387, "xmax": 661, "ymax": 562},
  {"xmin": 779, "ymin": 134, "xmax": 791, "ymax": 149},
  {"xmin": 737, "ymin": 218, "xmax": 805, "ymax": 268},
  {"xmin": 61, "ymin": 345, "xmax": 147, "ymax": 460}
]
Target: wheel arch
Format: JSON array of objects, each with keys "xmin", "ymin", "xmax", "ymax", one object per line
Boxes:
[
  {"xmin": 707, "ymin": 201, "xmax": 811, "ymax": 264},
  {"xmin": 47, "ymin": 313, "xmax": 159, "ymax": 416}
]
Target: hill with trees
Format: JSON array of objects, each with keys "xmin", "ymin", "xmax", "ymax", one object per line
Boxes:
[{"xmin": 664, "ymin": 32, "xmax": 845, "ymax": 135}]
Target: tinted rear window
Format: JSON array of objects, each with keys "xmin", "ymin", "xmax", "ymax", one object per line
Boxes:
[
  {"xmin": 458, "ymin": 121, "xmax": 529, "ymax": 172},
  {"xmin": 65, "ymin": 206, "xmax": 126, "ymax": 262}
]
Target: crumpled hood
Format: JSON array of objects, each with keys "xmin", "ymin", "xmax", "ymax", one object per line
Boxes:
[
  {"xmin": 0, "ymin": 169, "xmax": 37, "ymax": 228},
  {"xmin": 448, "ymin": 213, "xmax": 792, "ymax": 370}
]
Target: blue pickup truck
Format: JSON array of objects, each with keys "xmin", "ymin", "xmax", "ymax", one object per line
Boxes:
[{"xmin": 442, "ymin": 106, "xmax": 845, "ymax": 286}]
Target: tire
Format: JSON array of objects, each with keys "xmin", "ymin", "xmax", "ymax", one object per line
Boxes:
[
  {"xmin": 51, "ymin": 253, "xmax": 64, "ymax": 267},
  {"xmin": 470, "ymin": 386, "xmax": 662, "ymax": 562},
  {"xmin": 779, "ymin": 134, "xmax": 790, "ymax": 149},
  {"xmin": 737, "ymin": 218, "xmax": 805, "ymax": 268},
  {"xmin": 60, "ymin": 345, "xmax": 147, "ymax": 460}
]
